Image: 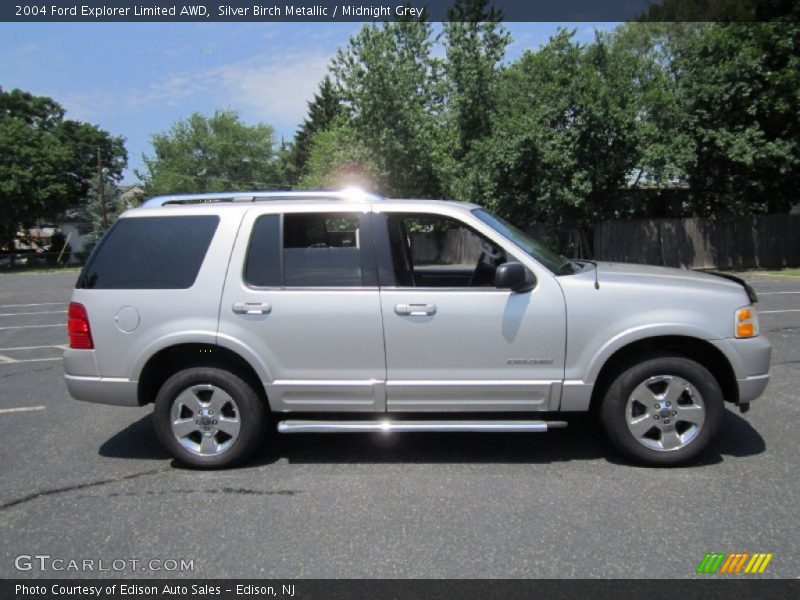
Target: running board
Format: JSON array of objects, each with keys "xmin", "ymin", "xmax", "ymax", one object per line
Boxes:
[{"xmin": 277, "ymin": 419, "xmax": 568, "ymax": 434}]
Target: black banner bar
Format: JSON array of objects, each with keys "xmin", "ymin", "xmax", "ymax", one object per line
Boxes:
[
  {"xmin": 2, "ymin": 579, "xmax": 800, "ymax": 600},
  {"xmin": 1, "ymin": 0, "xmax": 798, "ymax": 23}
]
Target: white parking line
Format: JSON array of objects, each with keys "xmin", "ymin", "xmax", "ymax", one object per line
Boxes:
[
  {"xmin": 0, "ymin": 310, "xmax": 67, "ymax": 317},
  {"xmin": 0, "ymin": 344, "xmax": 67, "ymax": 351},
  {"xmin": 0, "ymin": 302, "xmax": 65, "ymax": 308},
  {"xmin": 0, "ymin": 324, "xmax": 64, "ymax": 330},
  {"xmin": 0, "ymin": 406, "xmax": 46, "ymax": 414},
  {"xmin": 758, "ymin": 291, "xmax": 800, "ymax": 295},
  {"xmin": 760, "ymin": 309, "xmax": 800, "ymax": 314},
  {"xmin": 0, "ymin": 357, "xmax": 62, "ymax": 365}
]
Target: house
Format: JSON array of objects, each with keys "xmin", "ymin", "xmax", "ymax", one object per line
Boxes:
[
  {"xmin": 119, "ymin": 184, "xmax": 144, "ymax": 208},
  {"xmin": 56, "ymin": 206, "xmax": 93, "ymax": 263}
]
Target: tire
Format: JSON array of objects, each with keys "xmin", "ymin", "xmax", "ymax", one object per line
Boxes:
[
  {"xmin": 600, "ymin": 355, "xmax": 724, "ymax": 466},
  {"xmin": 153, "ymin": 366, "xmax": 268, "ymax": 469}
]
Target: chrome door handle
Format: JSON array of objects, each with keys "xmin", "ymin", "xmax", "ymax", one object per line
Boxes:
[
  {"xmin": 394, "ymin": 303, "xmax": 437, "ymax": 317},
  {"xmin": 232, "ymin": 301, "xmax": 272, "ymax": 315}
]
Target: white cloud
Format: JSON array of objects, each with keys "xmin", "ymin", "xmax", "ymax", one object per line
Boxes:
[
  {"xmin": 121, "ymin": 50, "xmax": 331, "ymax": 129},
  {"xmin": 55, "ymin": 90, "xmax": 115, "ymax": 122},
  {"xmin": 213, "ymin": 52, "xmax": 331, "ymax": 124}
]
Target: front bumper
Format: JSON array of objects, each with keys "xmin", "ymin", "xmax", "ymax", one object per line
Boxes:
[
  {"xmin": 710, "ymin": 335, "xmax": 772, "ymax": 404},
  {"xmin": 737, "ymin": 373, "xmax": 770, "ymax": 404}
]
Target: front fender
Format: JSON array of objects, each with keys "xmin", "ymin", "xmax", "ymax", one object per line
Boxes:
[{"xmin": 582, "ymin": 323, "xmax": 724, "ymax": 384}]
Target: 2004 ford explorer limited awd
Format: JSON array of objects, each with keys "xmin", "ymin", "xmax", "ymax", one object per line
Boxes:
[{"xmin": 64, "ymin": 189, "xmax": 771, "ymax": 468}]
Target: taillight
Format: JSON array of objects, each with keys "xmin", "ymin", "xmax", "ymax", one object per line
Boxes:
[{"xmin": 68, "ymin": 302, "xmax": 94, "ymax": 349}]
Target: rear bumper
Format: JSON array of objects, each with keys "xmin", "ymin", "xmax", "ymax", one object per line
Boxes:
[
  {"xmin": 64, "ymin": 374, "xmax": 140, "ymax": 407},
  {"xmin": 63, "ymin": 348, "xmax": 139, "ymax": 407}
]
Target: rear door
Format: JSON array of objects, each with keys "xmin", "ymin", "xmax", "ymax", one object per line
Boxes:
[{"xmin": 217, "ymin": 205, "xmax": 387, "ymax": 413}]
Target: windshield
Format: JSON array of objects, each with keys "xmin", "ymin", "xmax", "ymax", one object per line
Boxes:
[{"xmin": 472, "ymin": 209, "xmax": 571, "ymax": 274}]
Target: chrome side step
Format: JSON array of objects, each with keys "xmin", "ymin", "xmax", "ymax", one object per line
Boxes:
[{"xmin": 277, "ymin": 419, "xmax": 567, "ymax": 434}]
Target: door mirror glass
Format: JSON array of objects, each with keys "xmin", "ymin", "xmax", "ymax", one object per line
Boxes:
[{"xmin": 494, "ymin": 262, "xmax": 535, "ymax": 292}]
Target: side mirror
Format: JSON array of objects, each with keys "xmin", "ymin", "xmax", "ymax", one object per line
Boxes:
[{"xmin": 494, "ymin": 262, "xmax": 535, "ymax": 292}]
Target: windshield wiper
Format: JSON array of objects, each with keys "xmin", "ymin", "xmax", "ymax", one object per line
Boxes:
[{"xmin": 557, "ymin": 261, "xmax": 577, "ymax": 275}]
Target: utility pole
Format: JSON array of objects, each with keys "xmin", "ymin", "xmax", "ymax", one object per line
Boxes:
[{"xmin": 97, "ymin": 150, "xmax": 108, "ymax": 230}]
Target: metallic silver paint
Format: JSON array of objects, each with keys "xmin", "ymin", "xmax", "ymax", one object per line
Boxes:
[{"xmin": 65, "ymin": 194, "xmax": 771, "ymax": 418}]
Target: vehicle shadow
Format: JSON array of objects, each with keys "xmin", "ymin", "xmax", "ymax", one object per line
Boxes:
[
  {"xmin": 99, "ymin": 408, "xmax": 765, "ymax": 469},
  {"xmin": 98, "ymin": 413, "xmax": 170, "ymax": 460}
]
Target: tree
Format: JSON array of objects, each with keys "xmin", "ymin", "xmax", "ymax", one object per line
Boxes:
[
  {"xmin": 465, "ymin": 29, "xmax": 642, "ymax": 250},
  {"xmin": 330, "ymin": 19, "xmax": 442, "ymax": 198},
  {"xmin": 606, "ymin": 23, "xmax": 695, "ymax": 189},
  {"xmin": 0, "ymin": 88, "xmax": 127, "ymax": 250},
  {"xmin": 441, "ymin": 0, "xmax": 510, "ymax": 159},
  {"xmin": 668, "ymin": 22, "xmax": 799, "ymax": 216},
  {"xmin": 84, "ymin": 175, "xmax": 126, "ymax": 251},
  {"xmin": 438, "ymin": 0, "xmax": 510, "ymax": 199},
  {"xmin": 138, "ymin": 110, "xmax": 284, "ymax": 195},
  {"xmin": 287, "ymin": 76, "xmax": 342, "ymax": 184},
  {"xmin": 297, "ymin": 118, "xmax": 383, "ymax": 190}
]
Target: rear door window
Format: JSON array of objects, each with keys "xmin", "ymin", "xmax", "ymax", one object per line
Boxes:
[
  {"xmin": 282, "ymin": 213, "xmax": 366, "ymax": 287},
  {"xmin": 243, "ymin": 212, "xmax": 378, "ymax": 288},
  {"xmin": 243, "ymin": 215, "xmax": 282, "ymax": 287},
  {"xmin": 77, "ymin": 215, "xmax": 219, "ymax": 289}
]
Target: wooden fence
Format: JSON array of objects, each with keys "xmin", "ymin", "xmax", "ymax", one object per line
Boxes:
[
  {"xmin": 593, "ymin": 214, "xmax": 800, "ymax": 269},
  {"xmin": 410, "ymin": 213, "xmax": 800, "ymax": 270}
]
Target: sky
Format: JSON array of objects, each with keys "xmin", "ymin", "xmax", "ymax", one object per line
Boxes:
[{"xmin": 0, "ymin": 21, "xmax": 616, "ymax": 184}]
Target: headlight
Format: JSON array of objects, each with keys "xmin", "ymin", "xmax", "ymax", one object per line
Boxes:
[{"xmin": 735, "ymin": 306, "xmax": 759, "ymax": 338}]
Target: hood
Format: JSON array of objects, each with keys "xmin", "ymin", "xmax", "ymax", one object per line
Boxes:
[{"xmin": 595, "ymin": 261, "xmax": 750, "ymax": 296}]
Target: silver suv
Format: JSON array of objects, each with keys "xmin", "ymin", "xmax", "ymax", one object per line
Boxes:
[{"xmin": 64, "ymin": 190, "xmax": 771, "ymax": 468}]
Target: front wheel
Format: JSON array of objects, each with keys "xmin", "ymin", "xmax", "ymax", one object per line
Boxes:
[
  {"xmin": 600, "ymin": 356, "xmax": 724, "ymax": 466},
  {"xmin": 153, "ymin": 366, "xmax": 268, "ymax": 469}
]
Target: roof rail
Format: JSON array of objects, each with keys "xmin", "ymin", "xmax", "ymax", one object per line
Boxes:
[{"xmin": 141, "ymin": 189, "xmax": 384, "ymax": 208}]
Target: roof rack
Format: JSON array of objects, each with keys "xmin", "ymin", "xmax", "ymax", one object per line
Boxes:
[{"xmin": 141, "ymin": 189, "xmax": 384, "ymax": 208}]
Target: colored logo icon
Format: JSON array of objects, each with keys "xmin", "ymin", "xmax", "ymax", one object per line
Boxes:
[{"xmin": 696, "ymin": 552, "xmax": 773, "ymax": 574}]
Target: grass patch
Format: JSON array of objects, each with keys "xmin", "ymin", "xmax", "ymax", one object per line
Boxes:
[{"xmin": 765, "ymin": 268, "xmax": 800, "ymax": 277}]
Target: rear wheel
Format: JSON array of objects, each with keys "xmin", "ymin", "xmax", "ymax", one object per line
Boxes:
[
  {"xmin": 153, "ymin": 366, "xmax": 267, "ymax": 469},
  {"xmin": 600, "ymin": 356, "xmax": 724, "ymax": 466}
]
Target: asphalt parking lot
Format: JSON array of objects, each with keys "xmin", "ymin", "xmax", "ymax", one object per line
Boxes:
[{"xmin": 0, "ymin": 270, "xmax": 798, "ymax": 579}]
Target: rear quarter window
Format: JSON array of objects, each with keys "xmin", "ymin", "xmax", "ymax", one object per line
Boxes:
[{"xmin": 77, "ymin": 215, "xmax": 219, "ymax": 289}]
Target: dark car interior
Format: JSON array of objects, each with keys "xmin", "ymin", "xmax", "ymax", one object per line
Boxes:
[{"xmin": 386, "ymin": 214, "xmax": 507, "ymax": 288}]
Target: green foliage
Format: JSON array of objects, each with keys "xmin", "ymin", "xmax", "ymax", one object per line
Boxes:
[
  {"xmin": 464, "ymin": 29, "xmax": 643, "ymax": 235},
  {"xmin": 297, "ymin": 119, "xmax": 383, "ymax": 191},
  {"xmin": 0, "ymin": 88, "xmax": 127, "ymax": 250},
  {"xmin": 290, "ymin": 10, "xmax": 797, "ymax": 249},
  {"xmin": 286, "ymin": 76, "xmax": 342, "ymax": 184},
  {"xmin": 667, "ymin": 22, "xmax": 799, "ymax": 216},
  {"xmin": 437, "ymin": 0, "xmax": 510, "ymax": 198},
  {"xmin": 330, "ymin": 19, "xmax": 442, "ymax": 197},
  {"xmin": 138, "ymin": 110, "xmax": 283, "ymax": 195},
  {"xmin": 441, "ymin": 1, "xmax": 510, "ymax": 157}
]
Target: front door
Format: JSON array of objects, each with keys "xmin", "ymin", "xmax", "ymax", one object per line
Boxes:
[
  {"xmin": 218, "ymin": 207, "xmax": 386, "ymax": 412},
  {"xmin": 373, "ymin": 209, "xmax": 567, "ymax": 412}
]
